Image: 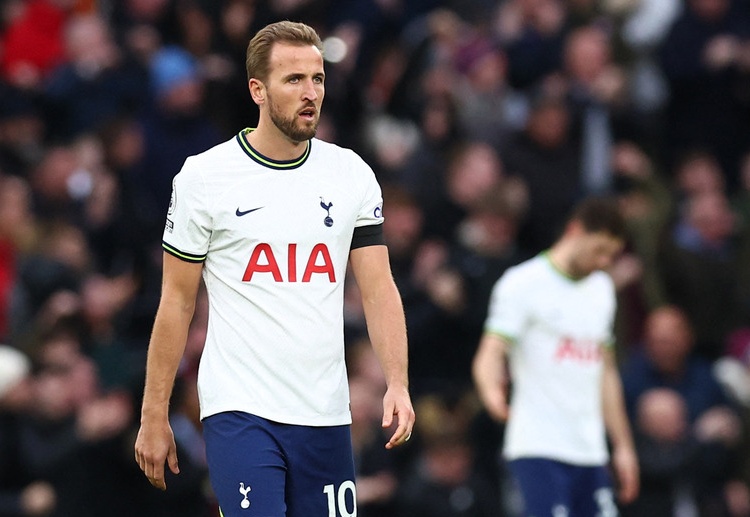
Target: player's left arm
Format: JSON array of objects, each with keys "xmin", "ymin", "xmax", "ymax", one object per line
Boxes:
[
  {"xmin": 349, "ymin": 244, "xmax": 415, "ymax": 450},
  {"xmin": 601, "ymin": 346, "xmax": 640, "ymax": 504}
]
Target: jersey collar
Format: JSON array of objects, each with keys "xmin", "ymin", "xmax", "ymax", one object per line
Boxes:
[
  {"xmin": 542, "ymin": 250, "xmax": 580, "ymax": 282},
  {"xmin": 236, "ymin": 128, "xmax": 311, "ymax": 170}
]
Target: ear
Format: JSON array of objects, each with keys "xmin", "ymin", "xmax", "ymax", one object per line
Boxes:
[
  {"xmin": 248, "ymin": 78, "xmax": 265, "ymax": 106},
  {"xmin": 566, "ymin": 219, "xmax": 585, "ymax": 237}
]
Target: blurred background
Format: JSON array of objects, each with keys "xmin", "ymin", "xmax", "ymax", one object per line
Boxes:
[{"xmin": 0, "ymin": 0, "xmax": 749, "ymax": 515}]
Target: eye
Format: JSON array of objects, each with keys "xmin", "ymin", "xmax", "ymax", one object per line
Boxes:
[
  {"xmin": 288, "ymin": 77, "xmax": 300, "ymax": 84},
  {"xmin": 313, "ymin": 75, "xmax": 324, "ymax": 84}
]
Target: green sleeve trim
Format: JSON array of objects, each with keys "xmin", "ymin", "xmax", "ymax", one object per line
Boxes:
[
  {"xmin": 162, "ymin": 241, "xmax": 206, "ymax": 263},
  {"xmin": 484, "ymin": 329, "xmax": 516, "ymax": 344}
]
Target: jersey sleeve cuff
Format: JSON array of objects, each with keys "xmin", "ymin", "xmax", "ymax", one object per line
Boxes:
[
  {"xmin": 484, "ymin": 329, "xmax": 516, "ymax": 344},
  {"xmin": 162, "ymin": 241, "xmax": 207, "ymax": 263}
]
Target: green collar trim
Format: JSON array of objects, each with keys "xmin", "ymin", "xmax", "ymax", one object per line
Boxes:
[
  {"xmin": 236, "ymin": 128, "xmax": 311, "ymax": 170},
  {"xmin": 542, "ymin": 250, "xmax": 578, "ymax": 281}
]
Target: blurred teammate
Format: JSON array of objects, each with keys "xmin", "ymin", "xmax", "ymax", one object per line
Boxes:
[
  {"xmin": 473, "ymin": 197, "xmax": 639, "ymax": 516},
  {"xmin": 134, "ymin": 21, "xmax": 414, "ymax": 517}
]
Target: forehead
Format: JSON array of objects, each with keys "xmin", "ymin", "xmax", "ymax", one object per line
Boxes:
[
  {"xmin": 267, "ymin": 42, "xmax": 324, "ymax": 75},
  {"xmin": 582, "ymin": 231, "xmax": 624, "ymax": 252}
]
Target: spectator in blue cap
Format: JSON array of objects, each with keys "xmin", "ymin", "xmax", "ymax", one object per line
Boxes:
[
  {"xmin": 150, "ymin": 46, "xmax": 201, "ymax": 102},
  {"xmin": 130, "ymin": 45, "xmax": 222, "ymax": 245}
]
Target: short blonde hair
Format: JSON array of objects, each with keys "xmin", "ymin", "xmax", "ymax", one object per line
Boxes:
[{"xmin": 245, "ymin": 21, "xmax": 323, "ymax": 81}]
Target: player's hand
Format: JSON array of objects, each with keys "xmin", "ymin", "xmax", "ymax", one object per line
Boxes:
[
  {"xmin": 134, "ymin": 417, "xmax": 180, "ymax": 490},
  {"xmin": 612, "ymin": 443, "xmax": 639, "ymax": 504},
  {"xmin": 476, "ymin": 380, "xmax": 510, "ymax": 422},
  {"xmin": 472, "ymin": 334, "xmax": 510, "ymax": 422},
  {"xmin": 382, "ymin": 385, "xmax": 415, "ymax": 449}
]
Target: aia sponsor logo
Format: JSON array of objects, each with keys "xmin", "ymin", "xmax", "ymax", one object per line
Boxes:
[
  {"xmin": 554, "ymin": 337, "xmax": 602, "ymax": 363},
  {"xmin": 243, "ymin": 243, "xmax": 335, "ymax": 282}
]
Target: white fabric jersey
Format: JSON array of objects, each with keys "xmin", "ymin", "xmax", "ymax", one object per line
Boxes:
[
  {"xmin": 163, "ymin": 129, "xmax": 384, "ymax": 426},
  {"xmin": 484, "ymin": 253, "xmax": 617, "ymax": 465}
]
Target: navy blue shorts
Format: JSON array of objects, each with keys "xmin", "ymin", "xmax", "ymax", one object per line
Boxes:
[
  {"xmin": 507, "ymin": 458, "xmax": 618, "ymax": 517},
  {"xmin": 203, "ymin": 411, "xmax": 356, "ymax": 517}
]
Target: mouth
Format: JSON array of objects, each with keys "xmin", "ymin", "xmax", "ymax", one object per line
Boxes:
[{"xmin": 298, "ymin": 107, "xmax": 317, "ymax": 121}]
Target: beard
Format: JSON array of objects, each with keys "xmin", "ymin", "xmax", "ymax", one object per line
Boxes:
[{"xmin": 268, "ymin": 96, "xmax": 319, "ymax": 143}]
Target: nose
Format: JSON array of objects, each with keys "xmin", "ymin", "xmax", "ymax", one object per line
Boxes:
[{"xmin": 302, "ymin": 78, "xmax": 320, "ymax": 102}]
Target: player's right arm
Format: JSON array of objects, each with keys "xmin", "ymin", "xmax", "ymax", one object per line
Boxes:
[
  {"xmin": 472, "ymin": 332, "xmax": 511, "ymax": 421},
  {"xmin": 134, "ymin": 253, "xmax": 203, "ymax": 490}
]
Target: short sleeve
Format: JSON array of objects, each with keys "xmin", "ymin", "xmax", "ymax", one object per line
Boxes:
[
  {"xmin": 162, "ymin": 158, "xmax": 212, "ymax": 262},
  {"xmin": 352, "ymin": 152, "xmax": 384, "ymax": 228},
  {"xmin": 483, "ymin": 268, "xmax": 529, "ymax": 342}
]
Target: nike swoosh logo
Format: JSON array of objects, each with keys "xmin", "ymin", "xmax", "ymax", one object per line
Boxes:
[{"xmin": 236, "ymin": 207, "xmax": 264, "ymax": 216}]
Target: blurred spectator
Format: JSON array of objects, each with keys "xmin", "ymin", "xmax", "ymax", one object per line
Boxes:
[
  {"xmin": 620, "ymin": 306, "xmax": 746, "ymax": 515},
  {"xmin": 658, "ymin": 0, "xmax": 750, "ymax": 188},
  {"xmin": 502, "ymin": 88, "xmax": 580, "ymax": 253},
  {"xmin": 0, "ymin": 345, "xmax": 56, "ymax": 517},
  {"xmin": 395, "ymin": 392, "xmax": 501, "ymax": 517},
  {"xmin": 731, "ymin": 151, "xmax": 750, "ymax": 314},
  {"xmin": 0, "ymin": 0, "xmax": 72, "ymax": 90},
  {"xmin": 363, "ymin": 114, "xmax": 421, "ymax": 184},
  {"xmin": 714, "ymin": 329, "xmax": 750, "ymax": 517},
  {"xmin": 0, "ymin": 84, "xmax": 46, "ymax": 176},
  {"xmin": 562, "ymin": 24, "xmax": 631, "ymax": 195},
  {"xmin": 78, "ymin": 273, "xmax": 141, "ymax": 391},
  {"xmin": 732, "ymin": 151, "xmax": 750, "ymax": 228},
  {"xmin": 0, "ymin": 176, "xmax": 39, "ymax": 343},
  {"xmin": 628, "ymin": 388, "xmax": 694, "ymax": 517},
  {"xmin": 28, "ymin": 143, "xmax": 91, "ymax": 225},
  {"xmin": 657, "ymin": 191, "xmax": 745, "ymax": 359},
  {"xmin": 622, "ymin": 387, "xmax": 741, "ymax": 517},
  {"xmin": 43, "ymin": 13, "xmax": 147, "ymax": 140},
  {"xmin": 379, "ymin": 184, "xmax": 467, "ymax": 394},
  {"xmin": 446, "ymin": 186, "xmax": 529, "ymax": 352},
  {"xmin": 453, "ymin": 38, "xmax": 527, "ymax": 150},
  {"xmin": 423, "ymin": 140, "xmax": 509, "ymax": 242},
  {"xmin": 385, "ymin": 8, "xmax": 465, "ymax": 124},
  {"xmin": 673, "ymin": 150, "xmax": 727, "ymax": 203},
  {"xmin": 14, "ymin": 330, "xmax": 138, "ymax": 517},
  {"xmin": 131, "ymin": 45, "xmax": 222, "ymax": 241},
  {"xmin": 10, "ymin": 222, "xmax": 89, "ymax": 346},
  {"xmin": 714, "ymin": 329, "xmax": 750, "ymax": 411},
  {"xmin": 396, "ymin": 94, "xmax": 462, "ymax": 208},
  {"xmin": 109, "ymin": 0, "xmax": 177, "ymax": 56},
  {"xmin": 609, "ymin": 141, "xmax": 673, "ymax": 346},
  {"xmin": 617, "ymin": 0, "xmax": 681, "ymax": 149},
  {"xmin": 622, "ymin": 305, "xmax": 737, "ymax": 421},
  {"xmin": 203, "ymin": 0, "xmax": 263, "ymax": 136},
  {"xmin": 96, "ymin": 116, "xmax": 163, "ymax": 297},
  {"xmin": 494, "ymin": 0, "xmax": 567, "ymax": 89}
]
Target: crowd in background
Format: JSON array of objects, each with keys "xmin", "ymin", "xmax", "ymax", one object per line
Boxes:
[{"xmin": 0, "ymin": 0, "xmax": 749, "ymax": 515}]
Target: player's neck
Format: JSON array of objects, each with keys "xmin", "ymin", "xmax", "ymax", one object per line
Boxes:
[
  {"xmin": 244, "ymin": 122, "xmax": 308, "ymax": 161},
  {"xmin": 547, "ymin": 243, "xmax": 576, "ymax": 278}
]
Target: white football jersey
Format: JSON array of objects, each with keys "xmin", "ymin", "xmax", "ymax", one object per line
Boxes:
[
  {"xmin": 163, "ymin": 129, "xmax": 384, "ymax": 426},
  {"xmin": 484, "ymin": 253, "xmax": 616, "ymax": 465}
]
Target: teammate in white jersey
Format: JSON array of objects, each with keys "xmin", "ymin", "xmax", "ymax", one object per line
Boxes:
[
  {"xmin": 134, "ymin": 21, "xmax": 415, "ymax": 517},
  {"xmin": 473, "ymin": 198, "xmax": 639, "ymax": 516}
]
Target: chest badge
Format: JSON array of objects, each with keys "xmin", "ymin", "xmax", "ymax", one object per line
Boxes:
[{"xmin": 320, "ymin": 197, "xmax": 334, "ymax": 227}]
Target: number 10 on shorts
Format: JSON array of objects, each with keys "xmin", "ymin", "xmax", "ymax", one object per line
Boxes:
[{"xmin": 323, "ymin": 480, "xmax": 357, "ymax": 517}]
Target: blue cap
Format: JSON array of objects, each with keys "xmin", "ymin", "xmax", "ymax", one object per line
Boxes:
[{"xmin": 150, "ymin": 46, "xmax": 200, "ymax": 97}]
